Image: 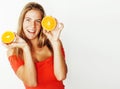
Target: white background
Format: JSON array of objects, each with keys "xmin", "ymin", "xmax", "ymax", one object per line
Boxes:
[{"xmin": 0, "ymin": 0, "xmax": 120, "ymax": 89}]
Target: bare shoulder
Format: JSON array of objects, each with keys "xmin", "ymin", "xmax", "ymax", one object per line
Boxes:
[{"xmin": 7, "ymin": 48, "xmax": 14, "ymax": 57}]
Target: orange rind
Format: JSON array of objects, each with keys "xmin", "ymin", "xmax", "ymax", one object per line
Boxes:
[
  {"xmin": 41, "ymin": 16, "xmax": 56, "ymax": 31},
  {"xmin": 1, "ymin": 31, "xmax": 15, "ymax": 44}
]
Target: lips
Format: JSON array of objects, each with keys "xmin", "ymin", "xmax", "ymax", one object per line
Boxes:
[{"xmin": 27, "ymin": 29, "xmax": 35, "ymax": 34}]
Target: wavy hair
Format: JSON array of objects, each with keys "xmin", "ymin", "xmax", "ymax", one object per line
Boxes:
[{"xmin": 14, "ymin": 2, "xmax": 52, "ymax": 57}]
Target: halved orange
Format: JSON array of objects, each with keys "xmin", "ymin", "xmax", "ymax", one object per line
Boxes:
[
  {"xmin": 41, "ymin": 16, "xmax": 56, "ymax": 31},
  {"xmin": 1, "ymin": 31, "xmax": 15, "ymax": 44}
]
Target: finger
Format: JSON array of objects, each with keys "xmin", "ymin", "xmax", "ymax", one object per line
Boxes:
[
  {"xmin": 4, "ymin": 43, "xmax": 14, "ymax": 49},
  {"xmin": 56, "ymin": 23, "xmax": 64, "ymax": 35},
  {"xmin": 7, "ymin": 42, "xmax": 22, "ymax": 48},
  {"xmin": 59, "ymin": 23, "xmax": 64, "ymax": 30},
  {"xmin": 2, "ymin": 43, "xmax": 9, "ymax": 48},
  {"xmin": 13, "ymin": 34, "xmax": 24, "ymax": 43},
  {"xmin": 55, "ymin": 18, "xmax": 58, "ymax": 28},
  {"xmin": 55, "ymin": 20, "xmax": 59, "ymax": 29},
  {"xmin": 43, "ymin": 29, "xmax": 52, "ymax": 38},
  {"xmin": 11, "ymin": 33, "xmax": 19, "ymax": 43}
]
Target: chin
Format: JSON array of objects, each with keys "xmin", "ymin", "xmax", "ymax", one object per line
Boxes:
[{"xmin": 26, "ymin": 36, "xmax": 35, "ymax": 40}]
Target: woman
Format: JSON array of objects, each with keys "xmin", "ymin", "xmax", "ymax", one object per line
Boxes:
[{"xmin": 6, "ymin": 2, "xmax": 67, "ymax": 89}]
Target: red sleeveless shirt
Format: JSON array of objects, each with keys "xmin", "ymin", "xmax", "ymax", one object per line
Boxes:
[{"xmin": 8, "ymin": 48, "xmax": 65, "ymax": 89}]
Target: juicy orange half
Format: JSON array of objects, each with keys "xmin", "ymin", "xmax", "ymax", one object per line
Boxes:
[
  {"xmin": 1, "ymin": 31, "xmax": 15, "ymax": 44},
  {"xmin": 41, "ymin": 16, "xmax": 56, "ymax": 31}
]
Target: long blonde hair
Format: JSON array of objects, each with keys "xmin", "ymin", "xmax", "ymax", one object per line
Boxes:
[{"xmin": 15, "ymin": 2, "xmax": 52, "ymax": 57}]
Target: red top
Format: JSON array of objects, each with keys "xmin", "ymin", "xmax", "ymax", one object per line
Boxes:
[{"xmin": 8, "ymin": 48, "xmax": 65, "ymax": 89}]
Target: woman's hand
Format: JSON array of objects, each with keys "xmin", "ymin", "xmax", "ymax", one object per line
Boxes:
[
  {"xmin": 43, "ymin": 20, "xmax": 64, "ymax": 43},
  {"xmin": 3, "ymin": 34, "xmax": 28, "ymax": 49}
]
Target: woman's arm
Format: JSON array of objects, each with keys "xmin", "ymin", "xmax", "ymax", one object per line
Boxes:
[
  {"xmin": 43, "ymin": 22, "xmax": 67, "ymax": 81},
  {"xmin": 51, "ymin": 40, "xmax": 67, "ymax": 81},
  {"xmin": 7, "ymin": 37, "xmax": 37, "ymax": 87},
  {"xmin": 16, "ymin": 45, "xmax": 37, "ymax": 87}
]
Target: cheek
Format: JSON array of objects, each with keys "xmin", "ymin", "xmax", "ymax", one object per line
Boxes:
[
  {"xmin": 35, "ymin": 27, "xmax": 42, "ymax": 36},
  {"xmin": 23, "ymin": 22, "xmax": 26, "ymax": 31},
  {"xmin": 22, "ymin": 23, "xmax": 27, "ymax": 34},
  {"xmin": 23, "ymin": 21, "xmax": 27, "ymax": 29},
  {"xmin": 36, "ymin": 24, "xmax": 42, "ymax": 31},
  {"xmin": 36, "ymin": 23, "xmax": 42, "ymax": 28},
  {"xmin": 36, "ymin": 28, "xmax": 41, "ymax": 35},
  {"xmin": 23, "ymin": 25, "xmax": 26, "ymax": 34}
]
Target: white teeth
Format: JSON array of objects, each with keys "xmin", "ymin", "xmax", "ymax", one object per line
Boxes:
[{"xmin": 28, "ymin": 30, "xmax": 35, "ymax": 33}]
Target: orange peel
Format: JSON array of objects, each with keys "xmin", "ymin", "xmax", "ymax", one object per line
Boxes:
[
  {"xmin": 41, "ymin": 16, "xmax": 56, "ymax": 31},
  {"xmin": 1, "ymin": 31, "xmax": 15, "ymax": 44}
]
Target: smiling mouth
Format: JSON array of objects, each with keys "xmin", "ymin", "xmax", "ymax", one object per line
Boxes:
[{"xmin": 27, "ymin": 30, "xmax": 35, "ymax": 34}]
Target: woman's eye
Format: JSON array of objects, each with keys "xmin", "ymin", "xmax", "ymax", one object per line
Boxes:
[
  {"xmin": 26, "ymin": 18, "xmax": 30, "ymax": 22},
  {"xmin": 36, "ymin": 20, "xmax": 41, "ymax": 23}
]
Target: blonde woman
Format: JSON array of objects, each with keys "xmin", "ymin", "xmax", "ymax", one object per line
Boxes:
[{"xmin": 5, "ymin": 2, "xmax": 67, "ymax": 89}]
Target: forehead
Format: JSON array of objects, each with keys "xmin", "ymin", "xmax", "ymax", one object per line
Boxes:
[{"xmin": 25, "ymin": 9, "xmax": 43, "ymax": 19}]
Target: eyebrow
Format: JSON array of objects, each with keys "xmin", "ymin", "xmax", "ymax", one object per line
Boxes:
[{"xmin": 25, "ymin": 17, "xmax": 42, "ymax": 21}]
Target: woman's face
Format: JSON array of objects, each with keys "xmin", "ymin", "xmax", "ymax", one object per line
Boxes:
[{"xmin": 23, "ymin": 9, "xmax": 42, "ymax": 40}]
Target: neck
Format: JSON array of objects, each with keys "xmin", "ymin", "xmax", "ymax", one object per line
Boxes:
[{"xmin": 30, "ymin": 38, "xmax": 39, "ymax": 51}]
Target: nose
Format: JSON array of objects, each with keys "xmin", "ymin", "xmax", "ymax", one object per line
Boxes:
[{"xmin": 31, "ymin": 21, "xmax": 35, "ymax": 28}]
